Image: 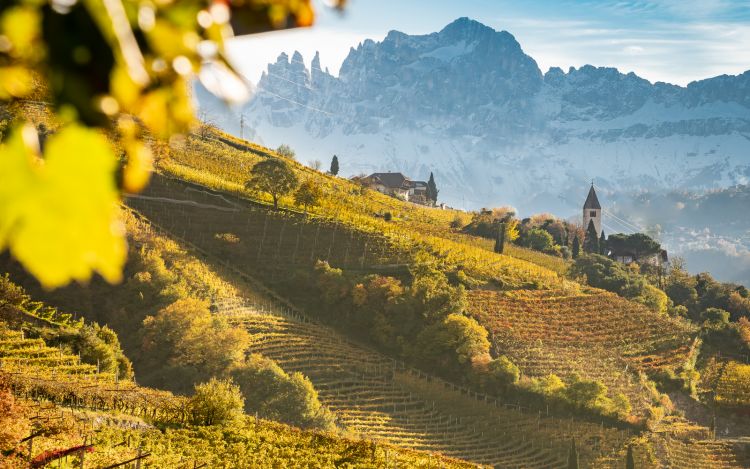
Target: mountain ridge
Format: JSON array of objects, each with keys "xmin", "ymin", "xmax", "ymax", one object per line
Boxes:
[{"xmin": 197, "ymin": 17, "xmax": 750, "ymax": 216}]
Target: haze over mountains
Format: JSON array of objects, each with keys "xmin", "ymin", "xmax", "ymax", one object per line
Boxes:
[{"xmin": 196, "ymin": 17, "xmax": 750, "ymax": 286}]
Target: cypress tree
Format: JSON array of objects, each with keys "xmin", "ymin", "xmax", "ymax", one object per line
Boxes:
[
  {"xmin": 626, "ymin": 444, "xmax": 635, "ymax": 469},
  {"xmin": 583, "ymin": 220, "xmax": 599, "ymax": 254},
  {"xmin": 572, "ymin": 235, "xmax": 580, "ymax": 259},
  {"xmin": 568, "ymin": 439, "xmax": 579, "ymax": 469},
  {"xmin": 330, "ymin": 155, "xmax": 339, "ymax": 176},
  {"xmin": 599, "ymin": 230, "xmax": 607, "ymax": 255},
  {"xmin": 427, "ymin": 172, "xmax": 438, "ymax": 203},
  {"xmin": 494, "ymin": 222, "xmax": 506, "ymax": 254}
]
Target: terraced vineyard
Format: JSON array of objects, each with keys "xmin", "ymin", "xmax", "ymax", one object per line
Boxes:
[
  {"xmin": 217, "ymin": 298, "xmax": 634, "ymax": 468},
  {"xmin": 715, "ymin": 362, "xmax": 750, "ymax": 408},
  {"xmin": 467, "ymin": 290, "xmax": 699, "ymax": 414},
  {"xmin": 0, "ymin": 323, "xmax": 479, "ymax": 468},
  {"xmin": 0, "ymin": 326, "xmax": 184, "ymax": 422}
]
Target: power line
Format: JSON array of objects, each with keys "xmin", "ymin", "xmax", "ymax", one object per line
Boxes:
[
  {"xmin": 255, "ymin": 88, "xmax": 336, "ymax": 117},
  {"xmin": 599, "ymin": 214, "xmax": 636, "ymax": 235},
  {"xmin": 265, "ymin": 71, "xmax": 317, "ymax": 91},
  {"xmin": 602, "ymin": 208, "xmax": 642, "ymax": 233},
  {"xmin": 601, "ymin": 221, "xmax": 621, "ymax": 236}
]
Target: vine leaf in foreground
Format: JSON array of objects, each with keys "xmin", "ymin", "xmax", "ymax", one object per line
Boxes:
[{"xmin": 0, "ymin": 124, "xmax": 125, "ymax": 288}]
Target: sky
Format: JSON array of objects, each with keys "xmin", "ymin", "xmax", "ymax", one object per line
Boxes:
[{"xmin": 226, "ymin": 0, "xmax": 750, "ymax": 87}]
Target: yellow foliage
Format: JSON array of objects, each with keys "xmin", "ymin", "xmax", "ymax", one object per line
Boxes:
[
  {"xmin": 0, "ymin": 124, "xmax": 126, "ymax": 288},
  {"xmin": 715, "ymin": 361, "xmax": 750, "ymax": 407}
]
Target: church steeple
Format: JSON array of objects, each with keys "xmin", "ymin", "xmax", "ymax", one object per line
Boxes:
[
  {"xmin": 583, "ymin": 183, "xmax": 602, "ymax": 237},
  {"xmin": 583, "ymin": 184, "xmax": 601, "ymax": 210}
]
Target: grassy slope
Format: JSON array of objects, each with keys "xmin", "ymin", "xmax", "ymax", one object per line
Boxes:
[{"xmin": 162, "ymin": 133, "xmax": 570, "ymax": 289}]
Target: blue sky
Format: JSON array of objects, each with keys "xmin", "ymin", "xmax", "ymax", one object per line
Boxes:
[{"xmin": 226, "ymin": 0, "xmax": 750, "ymax": 86}]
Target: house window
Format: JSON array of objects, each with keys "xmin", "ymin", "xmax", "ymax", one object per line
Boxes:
[{"xmin": 590, "ymin": 211, "xmax": 597, "ymax": 217}]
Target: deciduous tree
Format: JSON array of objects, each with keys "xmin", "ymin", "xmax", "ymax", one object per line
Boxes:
[
  {"xmin": 245, "ymin": 159, "xmax": 299, "ymax": 210},
  {"xmin": 276, "ymin": 144, "xmax": 296, "ymax": 159},
  {"xmin": 189, "ymin": 378, "xmax": 245, "ymax": 426},
  {"xmin": 294, "ymin": 179, "xmax": 323, "ymax": 213}
]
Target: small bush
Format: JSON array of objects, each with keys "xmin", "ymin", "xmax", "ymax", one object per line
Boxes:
[
  {"xmin": 276, "ymin": 144, "xmax": 296, "ymax": 159},
  {"xmin": 702, "ymin": 307, "xmax": 730, "ymax": 326},
  {"xmin": 189, "ymin": 378, "xmax": 245, "ymax": 426},
  {"xmin": 231, "ymin": 354, "xmax": 336, "ymax": 431},
  {"xmin": 486, "ymin": 355, "xmax": 520, "ymax": 389}
]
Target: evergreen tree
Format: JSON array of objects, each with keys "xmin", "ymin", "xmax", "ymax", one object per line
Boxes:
[
  {"xmin": 583, "ymin": 220, "xmax": 599, "ymax": 254},
  {"xmin": 494, "ymin": 222, "xmax": 505, "ymax": 254},
  {"xmin": 626, "ymin": 444, "xmax": 635, "ymax": 469},
  {"xmin": 427, "ymin": 172, "xmax": 439, "ymax": 203},
  {"xmin": 599, "ymin": 230, "xmax": 607, "ymax": 255},
  {"xmin": 572, "ymin": 235, "xmax": 580, "ymax": 259},
  {"xmin": 330, "ymin": 155, "xmax": 339, "ymax": 176},
  {"xmin": 568, "ymin": 439, "xmax": 579, "ymax": 469}
]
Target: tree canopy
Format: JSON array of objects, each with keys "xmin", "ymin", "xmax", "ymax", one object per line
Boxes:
[
  {"xmin": 607, "ymin": 233, "xmax": 661, "ymax": 260},
  {"xmin": 294, "ymin": 179, "xmax": 323, "ymax": 213},
  {"xmin": 245, "ymin": 159, "xmax": 299, "ymax": 210}
]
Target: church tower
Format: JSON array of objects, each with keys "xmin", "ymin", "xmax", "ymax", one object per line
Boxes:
[{"xmin": 583, "ymin": 184, "xmax": 602, "ymax": 237}]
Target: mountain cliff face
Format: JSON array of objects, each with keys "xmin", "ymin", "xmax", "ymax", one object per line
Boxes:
[{"xmin": 199, "ymin": 17, "xmax": 750, "ymax": 217}]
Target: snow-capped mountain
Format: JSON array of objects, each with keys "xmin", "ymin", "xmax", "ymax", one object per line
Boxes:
[{"xmin": 198, "ymin": 17, "xmax": 750, "ymax": 217}]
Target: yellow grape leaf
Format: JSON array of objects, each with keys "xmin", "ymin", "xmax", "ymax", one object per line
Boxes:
[
  {"xmin": 122, "ymin": 138, "xmax": 153, "ymax": 193},
  {"xmin": 0, "ymin": 66, "xmax": 34, "ymax": 99},
  {"xmin": 0, "ymin": 5, "xmax": 41, "ymax": 60},
  {"xmin": 0, "ymin": 125, "xmax": 38, "ymax": 245},
  {"xmin": 0, "ymin": 124, "xmax": 126, "ymax": 288}
]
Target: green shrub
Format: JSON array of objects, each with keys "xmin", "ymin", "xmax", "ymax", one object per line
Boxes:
[
  {"xmin": 231, "ymin": 354, "xmax": 336, "ymax": 431},
  {"xmin": 190, "ymin": 378, "xmax": 245, "ymax": 426},
  {"xmin": 525, "ymin": 228, "xmax": 555, "ymax": 252},
  {"xmin": 635, "ymin": 284, "xmax": 669, "ymax": 315},
  {"xmin": 76, "ymin": 323, "xmax": 133, "ymax": 378},
  {"xmin": 413, "ymin": 314, "xmax": 490, "ymax": 378},
  {"xmin": 140, "ymin": 298, "xmax": 250, "ymax": 392},
  {"xmin": 485, "ymin": 355, "xmax": 520, "ymax": 391}
]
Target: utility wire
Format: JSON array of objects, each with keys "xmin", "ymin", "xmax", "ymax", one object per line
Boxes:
[
  {"xmin": 255, "ymin": 88, "xmax": 336, "ymax": 117},
  {"xmin": 602, "ymin": 208, "xmax": 642, "ymax": 233}
]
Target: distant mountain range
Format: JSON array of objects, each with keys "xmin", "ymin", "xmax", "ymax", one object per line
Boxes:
[{"xmin": 196, "ymin": 17, "xmax": 750, "ymax": 286}]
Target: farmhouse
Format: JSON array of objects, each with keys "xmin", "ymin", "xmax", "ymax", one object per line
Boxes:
[{"xmin": 361, "ymin": 172, "xmax": 430, "ymax": 204}]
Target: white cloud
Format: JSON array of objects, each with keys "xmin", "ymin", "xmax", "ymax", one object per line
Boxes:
[{"xmin": 623, "ymin": 45, "xmax": 645, "ymax": 55}]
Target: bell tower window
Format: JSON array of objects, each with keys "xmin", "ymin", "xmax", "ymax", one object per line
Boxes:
[{"xmin": 590, "ymin": 211, "xmax": 597, "ymax": 217}]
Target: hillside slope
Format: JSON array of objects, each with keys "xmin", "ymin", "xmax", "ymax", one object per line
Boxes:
[{"xmin": 0, "ymin": 321, "xmax": 476, "ymax": 468}]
